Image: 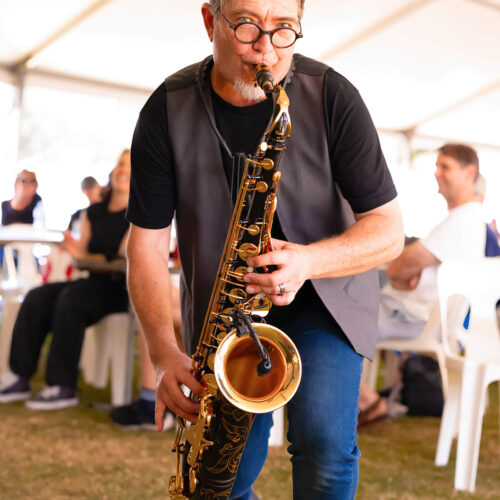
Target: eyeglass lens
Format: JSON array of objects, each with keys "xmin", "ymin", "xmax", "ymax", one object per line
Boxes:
[{"xmin": 235, "ymin": 24, "xmax": 297, "ymax": 48}]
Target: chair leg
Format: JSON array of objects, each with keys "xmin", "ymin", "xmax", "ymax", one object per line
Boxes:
[
  {"xmin": 363, "ymin": 349, "xmax": 381, "ymax": 390},
  {"xmin": 108, "ymin": 314, "xmax": 134, "ymax": 407},
  {"xmin": 91, "ymin": 322, "xmax": 110, "ymax": 388},
  {"xmin": 454, "ymin": 362, "xmax": 487, "ymax": 492},
  {"xmin": 382, "ymin": 350, "xmax": 400, "ymax": 389},
  {"xmin": 0, "ymin": 297, "xmax": 23, "ymax": 376},
  {"xmin": 269, "ymin": 406, "xmax": 285, "ymax": 447},
  {"xmin": 435, "ymin": 350, "xmax": 448, "ymax": 399},
  {"xmin": 435, "ymin": 368, "xmax": 461, "ymax": 466}
]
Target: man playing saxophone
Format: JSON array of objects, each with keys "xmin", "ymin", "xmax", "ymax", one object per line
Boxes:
[{"xmin": 126, "ymin": 1, "xmax": 404, "ymax": 499}]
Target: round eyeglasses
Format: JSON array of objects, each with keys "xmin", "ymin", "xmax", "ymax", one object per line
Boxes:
[{"xmin": 221, "ymin": 13, "xmax": 303, "ymax": 49}]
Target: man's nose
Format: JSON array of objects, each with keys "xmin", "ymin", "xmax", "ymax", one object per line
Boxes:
[{"xmin": 253, "ymin": 32, "xmax": 277, "ymax": 59}]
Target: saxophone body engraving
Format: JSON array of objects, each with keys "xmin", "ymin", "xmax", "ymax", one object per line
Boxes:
[{"xmin": 169, "ymin": 64, "xmax": 301, "ymax": 500}]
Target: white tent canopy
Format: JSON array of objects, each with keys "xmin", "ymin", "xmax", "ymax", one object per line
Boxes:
[
  {"xmin": 1, "ymin": 0, "xmax": 499, "ymax": 147},
  {"xmin": 0, "ymin": 0, "xmax": 499, "ymax": 233}
]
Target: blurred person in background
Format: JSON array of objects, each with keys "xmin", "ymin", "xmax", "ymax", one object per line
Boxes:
[
  {"xmin": 1, "ymin": 169, "xmax": 44, "ymax": 227},
  {"xmin": 68, "ymin": 176, "xmax": 102, "ymax": 234},
  {"xmin": 358, "ymin": 143, "xmax": 486, "ymax": 426},
  {"xmin": 0, "ymin": 150, "xmax": 131, "ymax": 410},
  {"xmin": 109, "ymin": 240, "xmax": 180, "ymax": 431}
]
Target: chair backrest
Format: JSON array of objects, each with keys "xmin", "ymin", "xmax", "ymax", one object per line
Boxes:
[{"xmin": 437, "ymin": 258, "xmax": 500, "ymax": 363}]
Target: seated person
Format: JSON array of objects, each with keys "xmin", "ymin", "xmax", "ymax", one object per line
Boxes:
[
  {"xmin": 379, "ymin": 143, "xmax": 485, "ymax": 341},
  {"xmin": 359, "ymin": 143, "xmax": 486, "ymax": 425},
  {"xmin": 109, "ymin": 248, "xmax": 181, "ymax": 431},
  {"xmin": 68, "ymin": 176, "xmax": 102, "ymax": 234},
  {"xmin": 0, "ymin": 150, "xmax": 131, "ymax": 410},
  {"xmin": 1, "ymin": 170, "xmax": 44, "ymax": 226}
]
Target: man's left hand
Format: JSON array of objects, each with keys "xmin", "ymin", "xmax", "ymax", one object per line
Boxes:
[{"xmin": 244, "ymin": 238, "xmax": 312, "ymax": 305}]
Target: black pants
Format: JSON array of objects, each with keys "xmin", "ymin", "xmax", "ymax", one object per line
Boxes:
[{"xmin": 9, "ymin": 276, "xmax": 129, "ymax": 388}]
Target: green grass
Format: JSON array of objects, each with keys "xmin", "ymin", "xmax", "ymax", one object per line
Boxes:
[{"xmin": 1, "ymin": 366, "xmax": 500, "ymax": 498}]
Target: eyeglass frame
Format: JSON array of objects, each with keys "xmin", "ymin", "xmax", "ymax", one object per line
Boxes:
[
  {"xmin": 220, "ymin": 13, "xmax": 303, "ymax": 49},
  {"xmin": 16, "ymin": 177, "xmax": 37, "ymax": 184}
]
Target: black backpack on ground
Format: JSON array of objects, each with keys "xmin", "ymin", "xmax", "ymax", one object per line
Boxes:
[{"xmin": 401, "ymin": 354, "xmax": 444, "ymax": 416}]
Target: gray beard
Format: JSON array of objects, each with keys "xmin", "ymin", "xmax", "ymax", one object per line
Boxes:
[{"xmin": 233, "ymin": 80, "xmax": 266, "ymax": 102}]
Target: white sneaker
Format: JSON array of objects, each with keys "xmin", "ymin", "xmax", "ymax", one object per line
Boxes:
[{"xmin": 25, "ymin": 385, "xmax": 78, "ymax": 410}]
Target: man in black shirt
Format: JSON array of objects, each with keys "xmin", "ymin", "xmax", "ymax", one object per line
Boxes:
[{"xmin": 126, "ymin": 1, "xmax": 404, "ymax": 498}]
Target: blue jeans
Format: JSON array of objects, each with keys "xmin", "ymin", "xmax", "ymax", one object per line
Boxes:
[{"xmin": 230, "ymin": 302, "xmax": 363, "ymax": 499}]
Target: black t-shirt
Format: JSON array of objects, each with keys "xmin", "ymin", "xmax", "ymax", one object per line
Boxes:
[
  {"xmin": 87, "ymin": 201, "xmax": 128, "ymax": 258},
  {"xmin": 127, "ymin": 67, "xmax": 396, "ymax": 227},
  {"xmin": 1, "ymin": 193, "xmax": 42, "ymax": 225},
  {"xmin": 127, "ymin": 64, "xmax": 397, "ymax": 322}
]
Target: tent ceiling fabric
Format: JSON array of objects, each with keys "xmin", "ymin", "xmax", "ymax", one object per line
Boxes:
[{"xmin": 0, "ymin": 0, "xmax": 499, "ymax": 147}]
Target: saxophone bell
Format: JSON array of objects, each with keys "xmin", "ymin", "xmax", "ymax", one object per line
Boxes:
[{"xmin": 214, "ymin": 323, "xmax": 301, "ymax": 414}]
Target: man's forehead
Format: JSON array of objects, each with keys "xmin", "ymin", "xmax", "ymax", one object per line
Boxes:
[
  {"xmin": 225, "ymin": 0, "xmax": 300, "ymax": 20},
  {"xmin": 436, "ymin": 153, "xmax": 457, "ymax": 166}
]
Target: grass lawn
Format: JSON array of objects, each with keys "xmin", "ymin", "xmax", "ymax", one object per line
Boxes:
[{"xmin": 1, "ymin": 367, "xmax": 499, "ymax": 499}]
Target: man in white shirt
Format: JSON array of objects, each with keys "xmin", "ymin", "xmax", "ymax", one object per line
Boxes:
[
  {"xmin": 379, "ymin": 143, "xmax": 485, "ymax": 340},
  {"xmin": 358, "ymin": 143, "xmax": 486, "ymax": 425}
]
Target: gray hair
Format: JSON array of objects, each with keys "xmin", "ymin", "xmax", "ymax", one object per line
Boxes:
[{"xmin": 208, "ymin": 0, "xmax": 305, "ymax": 19}]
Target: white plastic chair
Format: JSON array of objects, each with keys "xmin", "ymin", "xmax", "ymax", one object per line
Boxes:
[
  {"xmin": 434, "ymin": 258, "xmax": 500, "ymax": 492},
  {"xmin": 0, "ymin": 242, "xmax": 43, "ymax": 377},
  {"xmin": 363, "ymin": 303, "xmax": 447, "ymax": 393},
  {"xmin": 1, "ymin": 242, "xmax": 42, "ymax": 294},
  {"xmin": 80, "ymin": 312, "xmax": 135, "ymax": 407}
]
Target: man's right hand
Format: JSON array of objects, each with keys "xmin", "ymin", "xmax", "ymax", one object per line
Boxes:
[{"xmin": 154, "ymin": 347, "xmax": 205, "ymax": 431}]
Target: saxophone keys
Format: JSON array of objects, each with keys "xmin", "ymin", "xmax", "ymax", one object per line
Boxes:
[
  {"xmin": 237, "ymin": 243, "xmax": 259, "ymax": 260},
  {"xmin": 227, "ymin": 288, "xmax": 247, "ymax": 304},
  {"xmin": 207, "ymin": 353, "xmax": 216, "ymax": 372},
  {"xmin": 188, "ymin": 468, "xmax": 198, "ymax": 495},
  {"xmin": 234, "ymin": 266, "xmax": 249, "ymax": 280},
  {"xmin": 238, "ymin": 223, "xmax": 261, "ymax": 236},
  {"xmin": 254, "ymin": 181, "xmax": 268, "ymax": 193},
  {"xmin": 203, "ymin": 373, "xmax": 218, "ymax": 395},
  {"xmin": 261, "ymin": 158, "xmax": 274, "ymax": 170}
]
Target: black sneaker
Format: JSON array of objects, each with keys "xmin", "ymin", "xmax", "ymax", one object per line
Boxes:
[
  {"xmin": 25, "ymin": 386, "xmax": 78, "ymax": 410},
  {"xmin": 110, "ymin": 401, "xmax": 176, "ymax": 431},
  {"xmin": 0, "ymin": 373, "xmax": 30, "ymax": 403}
]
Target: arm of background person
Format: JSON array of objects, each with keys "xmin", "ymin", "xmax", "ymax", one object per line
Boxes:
[
  {"xmin": 245, "ymin": 197, "xmax": 405, "ymax": 304},
  {"xmin": 62, "ymin": 211, "xmax": 91, "ymax": 258},
  {"xmin": 127, "ymin": 223, "xmax": 204, "ymax": 427},
  {"xmin": 385, "ymin": 239, "xmax": 439, "ymax": 290}
]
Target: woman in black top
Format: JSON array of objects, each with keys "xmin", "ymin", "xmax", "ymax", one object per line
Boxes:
[{"xmin": 0, "ymin": 150, "xmax": 131, "ymax": 409}]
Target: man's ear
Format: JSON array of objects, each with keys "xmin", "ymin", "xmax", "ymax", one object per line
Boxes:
[
  {"xmin": 466, "ymin": 164, "xmax": 478, "ymax": 183},
  {"xmin": 201, "ymin": 3, "xmax": 215, "ymax": 42}
]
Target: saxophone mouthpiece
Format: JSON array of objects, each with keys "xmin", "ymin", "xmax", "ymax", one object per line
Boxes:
[{"xmin": 255, "ymin": 64, "xmax": 274, "ymax": 93}]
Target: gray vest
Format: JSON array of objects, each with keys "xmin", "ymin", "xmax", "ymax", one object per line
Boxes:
[{"xmin": 165, "ymin": 54, "xmax": 379, "ymax": 359}]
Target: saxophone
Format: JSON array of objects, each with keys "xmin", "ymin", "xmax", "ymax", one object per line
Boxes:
[{"xmin": 169, "ymin": 64, "xmax": 302, "ymax": 500}]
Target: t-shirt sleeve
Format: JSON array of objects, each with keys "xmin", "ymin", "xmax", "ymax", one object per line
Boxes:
[
  {"xmin": 325, "ymin": 69, "xmax": 397, "ymax": 213},
  {"xmin": 421, "ymin": 205, "xmax": 485, "ymax": 262},
  {"xmin": 126, "ymin": 83, "xmax": 177, "ymax": 229}
]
